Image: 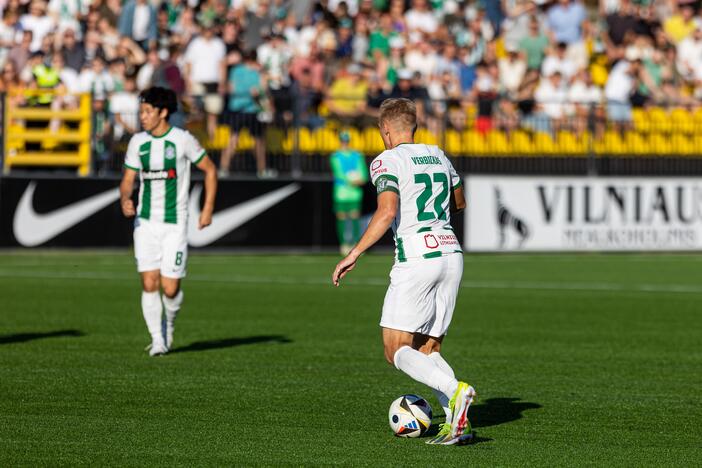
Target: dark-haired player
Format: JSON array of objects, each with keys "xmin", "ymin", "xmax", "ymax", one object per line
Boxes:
[{"xmin": 119, "ymin": 87, "xmax": 218, "ymax": 356}]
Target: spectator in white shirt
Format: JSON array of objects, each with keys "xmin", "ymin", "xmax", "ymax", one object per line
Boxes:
[
  {"xmin": 48, "ymin": 0, "xmax": 83, "ymax": 38},
  {"xmin": 110, "ymin": 74, "xmax": 139, "ymax": 142},
  {"xmin": 0, "ymin": 9, "xmax": 19, "ymax": 70},
  {"xmin": 404, "ymin": 40, "xmax": 438, "ymax": 79},
  {"xmin": 535, "ymin": 71, "xmax": 568, "ymax": 128},
  {"xmin": 183, "ymin": 18, "xmax": 226, "ymax": 140},
  {"xmin": 78, "ymin": 55, "xmax": 114, "ymax": 100},
  {"xmin": 605, "ymin": 58, "xmax": 633, "ymax": 128},
  {"xmin": 20, "ymin": 0, "xmax": 55, "ymax": 52},
  {"xmin": 136, "ymin": 48, "xmax": 159, "ymax": 91},
  {"xmin": 405, "ymin": 0, "xmax": 438, "ymax": 35},
  {"xmin": 541, "ymin": 42, "xmax": 577, "ymax": 81},
  {"xmin": 498, "ymin": 45, "xmax": 527, "ymax": 96},
  {"xmin": 676, "ymin": 21, "xmax": 702, "ymax": 81},
  {"xmin": 567, "ymin": 69, "xmax": 603, "ymax": 134}
]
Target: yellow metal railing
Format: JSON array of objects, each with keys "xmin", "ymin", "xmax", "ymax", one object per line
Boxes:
[{"xmin": 3, "ymin": 91, "xmax": 92, "ymax": 175}]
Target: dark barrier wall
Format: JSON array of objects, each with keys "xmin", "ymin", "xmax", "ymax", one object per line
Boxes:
[{"xmin": 0, "ymin": 176, "xmax": 462, "ymax": 249}]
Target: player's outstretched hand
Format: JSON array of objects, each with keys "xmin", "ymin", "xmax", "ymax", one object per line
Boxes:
[
  {"xmin": 199, "ymin": 210, "xmax": 213, "ymax": 230},
  {"xmin": 332, "ymin": 253, "xmax": 358, "ymax": 287},
  {"xmin": 121, "ymin": 199, "xmax": 135, "ymax": 218}
]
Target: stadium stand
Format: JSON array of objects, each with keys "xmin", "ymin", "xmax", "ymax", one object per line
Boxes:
[{"xmin": 2, "ymin": 0, "xmax": 702, "ymax": 176}]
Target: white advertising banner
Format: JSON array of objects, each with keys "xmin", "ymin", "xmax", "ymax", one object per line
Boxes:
[{"xmin": 465, "ymin": 176, "xmax": 702, "ymax": 251}]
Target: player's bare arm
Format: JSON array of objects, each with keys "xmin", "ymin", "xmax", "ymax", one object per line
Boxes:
[
  {"xmin": 119, "ymin": 168, "xmax": 138, "ymax": 218},
  {"xmin": 196, "ymin": 155, "xmax": 218, "ymax": 229},
  {"xmin": 332, "ymin": 191, "xmax": 398, "ymax": 286},
  {"xmin": 450, "ymin": 185, "xmax": 466, "ymax": 214}
]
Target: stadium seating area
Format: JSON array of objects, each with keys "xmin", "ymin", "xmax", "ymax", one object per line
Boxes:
[
  {"xmin": 202, "ymin": 104, "xmax": 702, "ymax": 157},
  {"xmin": 4, "ymin": 0, "xmax": 702, "ymax": 174}
]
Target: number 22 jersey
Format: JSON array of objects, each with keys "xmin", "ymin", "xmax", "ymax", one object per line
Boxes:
[{"xmin": 370, "ymin": 143, "xmax": 463, "ymax": 261}]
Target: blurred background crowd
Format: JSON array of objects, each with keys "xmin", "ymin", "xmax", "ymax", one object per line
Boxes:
[{"xmin": 1, "ymin": 0, "xmax": 702, "ymax": 176}]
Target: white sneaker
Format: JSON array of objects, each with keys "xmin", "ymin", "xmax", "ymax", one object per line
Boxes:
[{"xmin": 148, "ymin": 342, "xmax": 168, "ymax": 356}]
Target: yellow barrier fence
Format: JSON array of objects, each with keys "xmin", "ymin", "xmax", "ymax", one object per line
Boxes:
[{"xmin": 3, "ymin": 91, "xmax": 92, "ymax": 176}]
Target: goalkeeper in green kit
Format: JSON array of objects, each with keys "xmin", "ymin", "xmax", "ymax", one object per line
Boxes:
[{"xmin": 330, "ymin": 131, "xmax": 368, "ymax": 255}]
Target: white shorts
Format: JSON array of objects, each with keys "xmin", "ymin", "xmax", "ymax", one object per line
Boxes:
[
  {"xmin": 380, "ymin": 253, "xmax": 463, "ymax": 338},
  {"xmin": 133, "ymin": 218, "xmax": 188, "ymax": 278}
]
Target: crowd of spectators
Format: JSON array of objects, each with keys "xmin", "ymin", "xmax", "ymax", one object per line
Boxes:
[{"xmin": 0, "ymin": 0, "xmax": 702, "ymax": 174}]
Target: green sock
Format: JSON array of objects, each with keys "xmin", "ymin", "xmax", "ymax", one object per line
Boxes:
[
  {"xmin": 351, "ymin": 217, "xmax": 361, "ymax": 243},
  {"xmin": 336, "ymin": 218, "xmax": 346, "ymax": 245}
]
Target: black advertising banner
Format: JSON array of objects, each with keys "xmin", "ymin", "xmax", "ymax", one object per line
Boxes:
[{"xmin": 0, "ymin": 176, "xmax": 439, "ymax": 249}]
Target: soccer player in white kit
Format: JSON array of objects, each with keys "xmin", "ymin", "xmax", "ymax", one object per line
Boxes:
[
  {"xmin": 332, "ymin": 98, "xmax": 475, "ymax": 445},
  {"xmin": 119, "ymin": 87, "xmax": 218, "ymax": 356}
]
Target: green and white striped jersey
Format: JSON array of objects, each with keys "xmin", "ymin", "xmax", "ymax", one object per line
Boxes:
[
  {"xmin": 370, "ymin": 143, "xmax": 462, "ymax": 239},
  {"xmin": 124, "ymin": 127, "xmax": 206, "ymax": 225}
]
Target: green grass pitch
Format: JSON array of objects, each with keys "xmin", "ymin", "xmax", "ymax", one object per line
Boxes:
[{"xmin": 0, "ymin": 252, "xmax": 700, "ymax": 466}]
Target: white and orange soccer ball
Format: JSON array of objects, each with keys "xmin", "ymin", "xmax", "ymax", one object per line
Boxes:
[{"xmin": 388, "ymin": 394, "xmax": 433, "ymax": 438}]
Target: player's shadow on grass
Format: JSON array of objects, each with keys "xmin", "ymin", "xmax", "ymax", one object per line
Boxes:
[
  {"xmin": 0, "ymin": 329, "xmax": 84, "ymax": 345},
  {"xmin": 425, "ymin": 397, "xmax": 540, "ymax": 444},
  {"xmin": 170, "ymin": 335, "xmax": 292, "ymax": 353},
  {"xmin": 470, "ymin": 397, "xmax": 541, "ymax": 429}
]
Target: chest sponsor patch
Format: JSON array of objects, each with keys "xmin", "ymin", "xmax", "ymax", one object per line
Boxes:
[{"xmin": 143, "ymin": 169, "xmax": 177, "ymax": 180}]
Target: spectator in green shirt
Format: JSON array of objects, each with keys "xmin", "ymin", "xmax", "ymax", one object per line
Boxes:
[
  {"xmin": 519, "ymin": 16, "xmax": 549, "ymax": 70},
  {"xmin": 330, "ymin": 131, "xmax": 368, "ymax": 254},
  {"xmin": 368, "ymin": 13, "xmax": 397, "ymax": 62}
]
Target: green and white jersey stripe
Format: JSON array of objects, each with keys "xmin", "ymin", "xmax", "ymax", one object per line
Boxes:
[
  {"xmin": 124, "ymin": 126, "xmax": 206, "ymax": 225},
  {"xmin": 369, "ymin": 143, "xmax": 462, "ymax": 255}
]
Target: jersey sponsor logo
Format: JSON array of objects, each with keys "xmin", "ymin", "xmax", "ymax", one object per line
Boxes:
[
  {"xmin": 13, "ymin": 182, "xmax": 120, "ymax": 247},
  {"xmin": 187, "ymin": 183, "xmax": 301, "ymax": 247},
  {"xmin": 424, "ymin": 234, "xmax": 439, "ymax": 249},
  {"xmin": 371, "ymin": 160, "xmax": 382, "ymax": 170},
  {"xmin": 372, "ymin": 168, "xmax": 387, "ymax": 176},
  {"xmin": 411, "ymin": 156, "xmax": 441, "ymax": 165},
  {"xmin": 142, "ymin": 169, "xmax": 177, "ymax": 180}
]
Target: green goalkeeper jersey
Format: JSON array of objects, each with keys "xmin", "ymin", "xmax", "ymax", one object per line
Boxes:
[{"xmin": 330, "ymin": 148, "xmax": 368, "ymax": 202}]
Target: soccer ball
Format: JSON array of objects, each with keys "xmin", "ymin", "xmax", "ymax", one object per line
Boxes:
[{"xmin": 388, "ymin": 394, "xmax": 433, "ymax": 438}]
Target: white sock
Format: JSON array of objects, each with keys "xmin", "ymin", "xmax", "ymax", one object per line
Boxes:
[
  {"xmin": 393, "ymin": 346, "xmax": 458, "ymax": 397},
  {"xmin": 429, "ymin": 352, "xmax": 456, "ymax": 420},
  {"xmin": 141, "ymin": 291, "xmax": 164, "ymax": 346},
  {"xmin": 162, "ymin": 290, "xmax": 183, "ymax": 347}
]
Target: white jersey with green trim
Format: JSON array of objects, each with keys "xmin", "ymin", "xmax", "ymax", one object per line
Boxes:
[
  {"xmin": 124, "ymin": 126, "xmax": 206, "ymax": 226},
  {"xmin": 370, "ymin": 143, "xmax": 462, "ymax": 260}
]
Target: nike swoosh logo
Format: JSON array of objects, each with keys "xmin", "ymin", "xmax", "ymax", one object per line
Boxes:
[
  {"xmin": 13, "ymin": 182, "xmax": 120, "ymax": 247},
  {"xmin": 187, "ymin": 183, "xmax": 301, "ymax": 247}
]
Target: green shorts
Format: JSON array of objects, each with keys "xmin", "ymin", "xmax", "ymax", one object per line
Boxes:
[{"xmin": 334, "ymin": 199, "xmax": 362, "ymax": 214}]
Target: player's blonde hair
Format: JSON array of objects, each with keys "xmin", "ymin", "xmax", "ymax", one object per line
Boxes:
[{"xmin": 379, "ymin": 98, "xmax": 417, "ymax": 133}]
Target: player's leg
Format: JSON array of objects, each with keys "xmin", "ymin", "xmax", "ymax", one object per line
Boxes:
[
  {"xmin": 348, "ymin": 208, "xmax": 361, "ymax": 244},
  {"xmin": 383, "ymin": 327, "xmax": 459, "ymax": 399},
  {"xmin": 220, "ymin": 131, "xmax": 238, "ymax": 177},
  {"xmin": 161, "ymin": 276, "xmax": 182, "ymax": 349},
  {"xmin": 160, "ymin": 226, "xmax": 188, "ymax": 350},
  {"xmin": 414, "ymin": 334, "xmax": 454, "ymax": 422},
  {"xmin": 427, "ymin": 253, "xmax": 475, "ymax": 444},
  {"xmin": 253, "ymin": 118, "xmax": 268, "ymax": 176},
  {"xmin": 134, "ymin": 220, "xmax": 167, "ymax": 356},
  {"xmin": 381, "ymin": 259, "xmax": 461, "ymax": 397},
  {"xmin": 335, "ymin": 211, "xmax": 348, "ymax": 253},
  {"xmin": 140, "ymin": 270, "xmax": 167, "ymax": 355}
]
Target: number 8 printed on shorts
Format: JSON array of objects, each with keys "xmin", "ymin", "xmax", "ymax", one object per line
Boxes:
[{"xmin": 175, "ymin": 251, "xmax": 183, "ymax": 266}]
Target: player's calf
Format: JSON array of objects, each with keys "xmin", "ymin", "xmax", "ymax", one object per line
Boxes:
[{"xmin": 162, "ymin": 289, "xmax": 183, "ymax": 349}]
